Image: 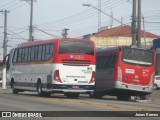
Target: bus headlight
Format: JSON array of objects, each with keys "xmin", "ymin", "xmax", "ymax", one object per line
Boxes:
[
  {"xmin": 150, "ymin": 72, "xmax": 155, "ymax": 86},
  {"xmin": 118, "ymin": 67, "xmax": 122, "ymax": 82},
  {"xmin": 89, "ymin": 71, "xmax": 95, "ymax": 84},
  {"xmin": 54, "ymin": 70, "xmax": 62, "ymax": 83}
]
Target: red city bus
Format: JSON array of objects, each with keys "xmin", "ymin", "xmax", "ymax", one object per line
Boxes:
[
  {"xmin": 91, "ymin": 46, "xmax": 156, "ymax": 100},
  {"xmin": 6, "ymin": 38, "xmax": 96, "ymax": 98}
]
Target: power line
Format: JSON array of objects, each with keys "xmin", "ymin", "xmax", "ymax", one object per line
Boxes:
[
  {"xmin": 8, "ymin": 28, "xmax": 29, "ymax": 35},
  {"xmin": 0, "ymin": 0, "xmax": 17, "ymax": 8},
  {"xmin": 7, "ymin": 29, "xmax": 27, "ymax": 41},
  {"xmin": 36, "ymin": 0, "xmax": 127, "ymax": 28},
  {"xmin": 34, "ymin": 27, "xmax": 60, "ymax": 38},
  {"xmin": 3, "ymin": 1, "xmax": 22, "ymax": 10},
  {"xmin": 9, "ymin": 3, "xmax": 27, "ymax": 11}
]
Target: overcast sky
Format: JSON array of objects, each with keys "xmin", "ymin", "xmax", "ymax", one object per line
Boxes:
[{"xmin": 0, "ymin": 0, "xmax": 160, "ymax": 59}]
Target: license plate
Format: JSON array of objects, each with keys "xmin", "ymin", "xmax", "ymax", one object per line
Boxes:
[{"xmin": 72, "ymin": 86, "xmax": 79, "ymax": 89}]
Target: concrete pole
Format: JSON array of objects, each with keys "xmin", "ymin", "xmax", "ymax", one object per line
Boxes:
[
  {"xmin": 98, "ymin": 0, "xmax": 101, "ymax": 32},
  {"xmin": 137, "ymin": 0, "xmax": 141, "ymax": 47},
  {"xmin": 29, "ymin": 0, "xmax": 33, "ymax": 41},
  {"xmin": 132, "ymin": 0, "xmax": 137, "ymax": 46}
]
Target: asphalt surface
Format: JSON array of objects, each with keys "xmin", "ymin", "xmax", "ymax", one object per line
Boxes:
[{"xmin": 0, "ymin": 89, "xmax": 159, "ymax": 120}]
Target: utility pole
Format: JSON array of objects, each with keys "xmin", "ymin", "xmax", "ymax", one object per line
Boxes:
[
  {"xmin": 132, "ymin": 0, "xmax": 137, "ymax": 46},
  {"xmin": 0, "ymin": 10, "xmax": 9, "ymax": 89},
  {"xmin": 137, "ymin": 0, "xmax": 141, "ymax": 47},
  {"xmin": 142, "ymin": 16, "xmax": 146, "ymax": 46},
  {"xmin": 62, "ymin": 28, "xmax": 69, "ymax": 38},
  {"xmin": 98, "ymin": 0, "xmax": 101, "ymax": 32},
  {"xmin": 29, "ymin": 0, "xmax": 34, "ymax": 41},
  {"xmin": 21, "ymin": 0, "xmax": 36, "ymax": 41},
  {"xmin": 0, "ymin": 10, "xmax": 10, "ymax": 58},
  {"xmin": 121, "ymin": 16, "xmax": 123, "ymax": 26},
  {"xmin": 110, "ymin": 10, "xmax": 113, "ymax": 28}
]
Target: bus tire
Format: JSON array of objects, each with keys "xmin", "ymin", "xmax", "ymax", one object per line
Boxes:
[
  {"xmin": 90, "ymin": 92, "xmax": 102, "ymax": 99},
  {"xmin": 65, "ymin": 93, "xmax": 79, "ymax": 99},
  {"xmin": 42, "ymin": 92, "xmax": 51, "ymax": 97},
  {"xmin": 117, "ymin": 95, "xmax": 130, "ymax": 101},
  {"xmin": 153, "ymin": 84, "xmax": 158, "ymax": 90},
  {"xmin": 12, "ymin": 81, "xmax": 18, "ymax": 94}
]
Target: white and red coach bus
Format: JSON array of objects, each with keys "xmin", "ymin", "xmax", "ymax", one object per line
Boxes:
[
  {"xmin": 91, "ymin": 46, "xmax": 156, "ymax": 100},
  {"xmin": 6, "ymin": 38, "xmax": 96, "ymax": 98}
]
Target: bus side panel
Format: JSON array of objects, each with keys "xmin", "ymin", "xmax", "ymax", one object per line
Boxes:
[
  {"xmin": 95, "ymin": 68, "xmax": 115, "ymax": 92},
  {"xmin": 11, "ymin": 63, "xmax": 54, "ymax": 91}
]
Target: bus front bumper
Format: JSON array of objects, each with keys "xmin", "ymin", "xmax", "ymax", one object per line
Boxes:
[
  {"xmin": 115, "ymin": 81, "xmax": 153, "ymax": 94},
  {"xmin": 44, "ymin": 84, "xmax": 95, "ymax": 93}
]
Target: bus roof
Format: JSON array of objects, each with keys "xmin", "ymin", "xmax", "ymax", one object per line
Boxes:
[
  {"xmin": 18, "ymin": 38, "xmax": 92, "ymax": 48},
  {"xmin": 96, "ymin": 45, "xmax": 152, "ymax": 53},
  {"xmin": 96, "ymin": 46, "xmax": 119, "ymax": 53}
]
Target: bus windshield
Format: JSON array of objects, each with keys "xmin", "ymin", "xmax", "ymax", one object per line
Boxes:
[
  {"xmin": 59, "ymin": 40, "xmax": 94, "ymax": 55},
  {"xmin": 122, "ymin": 47, "xmax": 154, "ymax": 66}
]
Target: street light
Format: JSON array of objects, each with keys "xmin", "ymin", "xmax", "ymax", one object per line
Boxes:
[
  {"xmin": 82, "ymin": 4, "xmax": 92, "ymax": 7},
  {"xmin": 82, "ymin": 4, "xmax": 125, "ymax": 26}
]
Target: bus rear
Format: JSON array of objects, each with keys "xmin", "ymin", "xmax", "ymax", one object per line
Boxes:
[
  {"xmin": 115, "ymin": 46, "xmax": 156, "ymax": 100},
  {"xmin": 53, "ymin": 38, "xmax": 96, "ymax": 98}
]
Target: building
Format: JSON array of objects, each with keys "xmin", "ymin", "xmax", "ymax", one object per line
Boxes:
[{"xmin": 84, "ymin": 26, "xmax": 159, "ymax": 48}]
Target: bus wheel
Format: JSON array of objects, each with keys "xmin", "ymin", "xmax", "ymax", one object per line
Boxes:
[
  {"xmin": 117, "ymin": 95, "xmax": 130, "ymax": 101},
  {"xmin": 37, "ymin": 82, "xmax": 43, "ymax": 96},
  {"xmin": 42, "ymin": 92, "xmax": 51, "ymax": 97},
  {"xmin": 90, "ymin": 92, "xmax": 102, "ymax": 99},
  {"xmin": 12, "ymin": 82, "xmax": 18, "ymax": 94},
  {"xmin": 153, "ymin": 84, "xmax": 158, "ymax": 90},
  {"xmin": 65, "ymin": 93, "xmax": 79, "ymax": 99}
]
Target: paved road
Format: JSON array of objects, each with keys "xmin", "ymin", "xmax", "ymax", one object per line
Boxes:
[
  {"xmin": 149, "ymin": 89, "xmax": 160, "ymax": 105},
  {"xmin": 0, "ymin": 89, "xmax": 159, "ymax": 120}
]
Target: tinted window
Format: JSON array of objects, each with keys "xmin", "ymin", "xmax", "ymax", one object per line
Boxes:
[
  {"xmin": 13, "ymin": 43, "xmax": 54, "ymax": 63},
  {"xmin": 41, "ymin": 45, "xmax": 46, "ymax": 61},
  {"xmin": 34, "ymin": 46, "xmax": 39, "ymax": 61},
  {"xmin": 28, "ymin": 47, "xmax": 32, "ymax": 62},
  {"xmin": 30, "ymin": 47, "xmax": 35, "ymax": 62},
  {"xmin": 13, "ymin": 49, "xmax": 18, "ymax": 63},
  {"xmin": 24, "ymin": 48, "xmax": 28, "ymax": 62},
  {"xmin": 96, "ymin": 55, "xmax": 117, "ymax": 69},
  {"xmin": 45, "ymin": 44, "xmax": 53, "ymax": 60},
  {"xmin": 38, "ymin": 46, "xmax": 42, "ymax": 61},
  {"xmin": 17, "ymin": 49, "xmax": 22, "ymax": 62},
  {"xmin": 122, "ymin": 47, "xmax": 154, "ymax": 66},
  {"xmin": 59, "ymin": 40, "xmax": 94, "ymax": 55}
]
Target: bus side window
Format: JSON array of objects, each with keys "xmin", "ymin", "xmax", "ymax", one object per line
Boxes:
[
  {"xmin": 38, "ymin": 45, "xmax": 42, "ymax": 61},
  {"xmin": 28, "ymin": 47, "xmax": 32, "ymax": 62},
  {"xmin": 24, "ymin": 48, "xmax": 29, "ymax": 62},
  {"xmin": 96, "ymin": 57, "xmax": 100, "ymax": 69},
  {"xmin": 112, "ymin": 55, "xmax": 117, "ymax": 67},
  {"xmin": 21, "ymin": 48, "xmax": 25, "ymax": 62},
  {"xmin": 104, "ymin": 56, "xmax": 109, "ymax": 68},
  {"xmin": 30, "ymin": 47, "xmax": 35, "ymax": 62},
  {"xmin": 41, "ymin": 45, "xmax": 46, "ymax": 61},
  {"xmin": 106, "ymin": 55, "xmax": 117, "ymax": 68},
  {"xmin": 45, "ymin": 44, "xmax": 54, "ymax": 60},
  {"xmin": 34, "ymin": 46, "xmax": 39, "ymax": 61},
  {"xmin": 17, "ymin": 48, "xmax": 22, "ymax": 63},
  {"xmin": 13, "ymin": 49, "xmax": 18, "ymax": 64}
]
